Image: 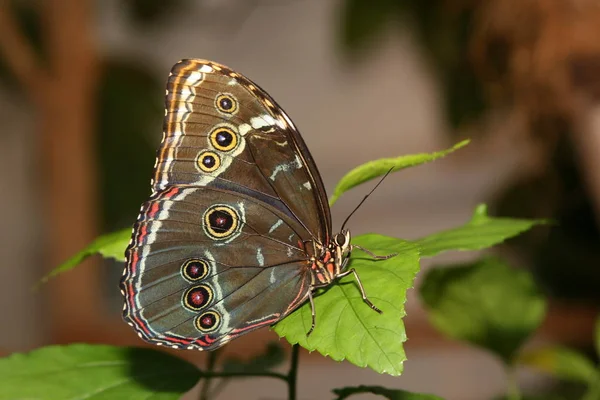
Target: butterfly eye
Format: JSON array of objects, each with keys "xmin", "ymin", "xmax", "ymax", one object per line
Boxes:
[
  {"xmin": 196, "ymin": 151, "xmax": 221, "ymax": 173},
  {"xmin": 334, "ymin": 233, "xmax": 346, "ymax": 247},
  {"xmin": 203, "ymin": 205, "xmax": 240, "ymax": 240},
  {"xmin": 215, "ymin": 93, "xmax": 238, "ymax": 114},
  {"xmin": 210, "ymin": 126, "xmax": 238, "ymax": 152},
  {"xmin": 183, "ymin": 285, "xmax": 213, "ymax": 311},
  {"xmin": 195, "ymin": 311, "xmax": 221, "ymax": 332},
  {"xmin": 181, "ymin": 259, "xmax": 210, "ymax": 281}
]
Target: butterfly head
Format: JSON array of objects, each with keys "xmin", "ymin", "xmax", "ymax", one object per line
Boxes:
[{"xmin": 332, "ymin": 230, "xmax": 352, "ymax": 260}]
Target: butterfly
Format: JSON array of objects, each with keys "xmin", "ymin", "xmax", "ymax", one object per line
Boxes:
[{"xmin": 120, "ymin": 59, "xmax": 392, "ymax": 351}]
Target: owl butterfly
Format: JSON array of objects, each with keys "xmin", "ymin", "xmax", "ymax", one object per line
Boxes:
[{"xmin": 120, "ymin": 59, "xmax": 392, "ymax": 351}]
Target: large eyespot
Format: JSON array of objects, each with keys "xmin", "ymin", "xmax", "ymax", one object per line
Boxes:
[
  {"xmin": 181, "ymin": 259, "xmax": 210, "ymax": 281},
  {"xmin": 203, "ymin": 205, "xmax": 239, "ymax": 240},
  {"xmin": 215, "ymin": 93, "xmax": 238, "ymax": 114},
  {"xmin": 195, "ymin": 311, "xmax": 221, "ymax": 332},
  {"xmin": 183, "ymin": 285, "xmax": 213, "ymax": 311},
  {"xmin": 210, "ymin": 126, "xmax": 238, "ymax": 152},
  {"xmin": 196, "ymin": 151, "xmax": 221, "ymax": 173}
]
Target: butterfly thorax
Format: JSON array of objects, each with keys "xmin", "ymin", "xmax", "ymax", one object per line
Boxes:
[{"xmin": 308, "ymin": 230, "xmax": 351, "ymax": 286}]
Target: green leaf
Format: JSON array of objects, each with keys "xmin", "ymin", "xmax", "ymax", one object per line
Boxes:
[
  {"xmin": 518, "ymin": 346, "xmax": 598, "ymax": 384},
  {"xmin": 333, "ymin": 385, "xmax": 444, "ymax": 400},
  {"xmin": 419, "ymin": 257, "xmax": 546, "ymax": 364},
  {"xmin": 0, "ymin": 344, "xmax": 201, "ymax": 400},
  {"xmin": 595, "ymin": 315, "xmax": 600, "ymax": 358},
  {"xmin": 274, "ymin": 235, "xmax": 420, "ymax": 376},
  {"xmin": 415, "ymin": 204, "xmax": 548, "ymax": 258},
  {"xmin": 222, "ymin": 342, "xmax": 285, "ymax": 373},
  {"xmin": 40, "ymin": 228, "xmax": 130, "ymax": 285},
  {"xmin": 329, "ymin": 140, "xmax": 469, "ymax": 206}
]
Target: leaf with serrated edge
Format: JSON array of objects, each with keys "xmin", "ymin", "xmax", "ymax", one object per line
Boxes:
[
  {"xmin": 415, "ymin": 204, "xmax": 548, "ymax": 258},
  {"xmin": 518, "ymin": 346, "xmax": 598, "ymax": 384},
  {"xmin": 420, "ymin": 257, "xmax": 546, "ymax": 364},
  {"xmin": 333, "ymin": 385, "xmax": 444, "ymax": 400},
  {"xmin": 329, "ymin": 140, "xmax": 469, "ymax": 205},
  {"xmin": 39, "ymin": 228, "xmax": 131, "ymax": 286},
  {"xmin": 0, "ymin": 344, "xmax": 201, "ymax": 400},
  {"xmin": 274, "ymin": 235, "xmax": 419, "ymax": 376}
]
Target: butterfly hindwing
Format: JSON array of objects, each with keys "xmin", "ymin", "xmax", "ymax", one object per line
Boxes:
[{"xmin": 122, "ymin": 186, "xmax": 312, "ymax": 350}]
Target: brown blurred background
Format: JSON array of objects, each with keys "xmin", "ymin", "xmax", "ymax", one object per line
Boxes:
[{"xmin": 0, "ymin": 0, "xmax": 599, "ymax": 399}]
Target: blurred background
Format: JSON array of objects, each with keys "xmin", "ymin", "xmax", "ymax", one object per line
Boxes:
[{"xmin": 0, "ymin": 0, "xmax": 599, "ymax": 399}]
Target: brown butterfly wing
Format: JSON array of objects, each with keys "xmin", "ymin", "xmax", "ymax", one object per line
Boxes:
[
  {"xmin": 154, "ymin": 59, "xmax": 331, "ymax": 243},
  {"xmin": 121, "ymin": 59, "xmax": 330, "ymax": 350},
  {"xmin": 122, "ymin": 186, "xmax": 312, "ymax": 350}
]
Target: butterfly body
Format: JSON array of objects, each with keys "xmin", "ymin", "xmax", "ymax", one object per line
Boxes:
[{"xmin": 120, "ymin": 59, "xmax": 380, "ymax": 351}]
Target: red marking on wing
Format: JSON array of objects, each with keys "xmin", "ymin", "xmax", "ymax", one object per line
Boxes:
[
  {"xmin": 163, "ymin": 187, "xmax": 180, "ymax": 198},
  {"xmin": 202, "ymin": 335, "xmax": 216, "ymax": 344},
  {"xmin": 231, "ymin": 316, "xmax": 281, "ymax": 334},
  {"xmin": 166, "ymin": 336, "xmax": 190, "ymax": 345},
  {"xmin": 125, "ymin": 290, "xmax": 152, "ymax": 337},
  {"xmin": 194, "ymin": 338, "xmax": 209, "ymax": 347},
  {"xmin": 148, "ymin": 202, "xmax": 160, "ymax": 218},
  {"xmin": 123, "ymin": 188, "xmax": 188, "ymax": 345},
  {"xmin": 124, "ymin": 249, "xmax": 153, "ymax": 337},
  {"xmin": 130, "ymin": 247, "xmax": 139, "ymax": 274},
  {"xmin": 286, "ymin": 274, "xmax": 308, "ymax": 314},
  {"xmin": 138, "ymin": 224, "xmax": 148, "ymax": 244}
]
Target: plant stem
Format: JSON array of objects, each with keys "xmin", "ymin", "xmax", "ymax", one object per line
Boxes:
[
  {"xmin": 199, "ymin": 349, "xmax": 220, "ymax": 400},
  {"xmin": 287, "ymin": 344, "xmax": 300, "ymax": 400},
  {"xmin": 505, "ymin": 365, "xmax": 522, "ymax": 400},
  {"xmin": 196, "ymin": 344, "xmax": 298, "ymax": 399},
  {"xmin": 202, "ymin": 371, "xmax": 288, "ymax": 381}
]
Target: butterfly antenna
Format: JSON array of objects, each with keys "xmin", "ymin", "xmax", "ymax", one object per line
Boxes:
[{"xmin": 340, "ymin": 167, "xmax": 394, "ymax": 231}]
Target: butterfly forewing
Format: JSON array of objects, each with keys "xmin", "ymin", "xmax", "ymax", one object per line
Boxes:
[
  {"xmin": 155, "ymin": 59, "xmax": 331, "ymax": 242},
  {"xmin": 121, "ymin": 59, "xmax": 331, "ymax": 350}
]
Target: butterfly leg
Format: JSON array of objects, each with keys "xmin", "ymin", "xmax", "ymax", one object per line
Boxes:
[
  {"xmin": 307, "ymin": 290, "xmax": 317, "ymax": 337},
  {"xmin": 351, "ymin": 244, "xmax": 397, "ymax": 260},
  {"xmin": 341, "ymin": 248, "xmax": 352, "ymax": 269},
  {"xmin": 338, "ymin": 268, "xmax": 383, "ymax": 314},
  {"xmin": 306, "ymin": 281, "xmax": 335, "ymax": 337}
]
